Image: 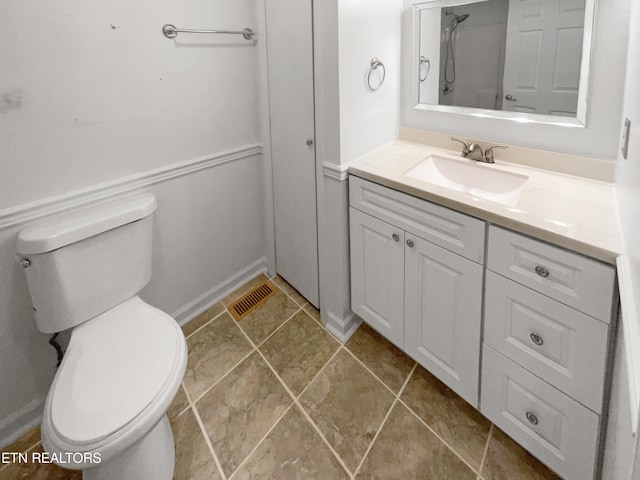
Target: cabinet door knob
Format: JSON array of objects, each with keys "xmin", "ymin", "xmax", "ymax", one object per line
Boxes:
[
  {"xmin": 392, "ymin": 233, "xmax": 400, "ymax": 242},
  {"xmin": 534, "ymin": 266, "xmax": 550, "ymax": 278},
  {"xmin": 525, "ymin": 411, "xmax": 539, "ymax": 425},
  {"xmin": 306, "ymin": 139, "xmax": 314, "ymax": 146},
  {"xmin": 406, "ymin": 239, "xmax": 415, "ymax": 248},
  {"xmin": 530, "ymin": 332, "xmax": 544, "ymax": 346}
]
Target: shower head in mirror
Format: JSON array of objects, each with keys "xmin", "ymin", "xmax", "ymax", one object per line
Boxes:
[{"xmin": 449, "ymin": 13, "xmax": 469, "ymax": 28}]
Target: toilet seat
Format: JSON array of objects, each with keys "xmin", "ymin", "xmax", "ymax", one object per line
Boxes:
[{"xmin": 42, "ymin": 296, "xmax": 187, "ymax": 457}]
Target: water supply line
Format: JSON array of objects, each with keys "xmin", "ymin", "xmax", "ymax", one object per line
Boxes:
[
  {"xmin": 49, "ymin": 333, "xmax": 64, "ymax": 367},
  {"xmin": 17, "ymin": 255, "xmax": 65, "ymax": 367}
]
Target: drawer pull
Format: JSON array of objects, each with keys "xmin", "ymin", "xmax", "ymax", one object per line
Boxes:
[
  {"xmin": 392, "ymin": 233, "xmax": 400, "ymax": 242},
  {"xmin": 525, "ymin": 411, "xmax": 539, "ymax": 426},
  {"xmin": 529, "ymin": 332, "xmax": 544, "ymax": 346},
  {"xmin": 535, "ymin": 266, "xmax": 550, "ymax": 278},
  {"xmin": 406, "ymin": 239, "xmax": 415, "ymax": 248}
]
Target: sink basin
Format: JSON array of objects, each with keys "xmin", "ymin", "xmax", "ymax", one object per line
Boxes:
[{"xmin": 405, "ymin": 155, "xmax": 528, "ymax": 207}]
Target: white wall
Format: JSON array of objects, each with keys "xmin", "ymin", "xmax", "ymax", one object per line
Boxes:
[
  {"xmin": 314, "ymin": 0, "xmax": 355, "ymax": 340},
  {"xmin": 312, "ymin": 0, "xmax": 403, "ymax": 341},
  {"xmin": 402, "ymin": 0, "xmax": 630, "ymax": 160},
  {"xmin": 338, "ymin": 0, "xmax": 403, "ymax": 164},
  {"xmin": 602, "ymin": 316, "xmax": 638, "ymax": 480},
  {"xmin": 0, "ymin": 0, "xmax": 267, "ymax": 447},
  {"xmin": 609, "ymin": 0, "xmax": 640, "ymax": 475},
  {"xmin": 0, "ymin": 0, "xmax": 259, "ymax": 210},
  {"xmin": 616, "ymin": 0, "xmax": 640, "ymax": 325}
]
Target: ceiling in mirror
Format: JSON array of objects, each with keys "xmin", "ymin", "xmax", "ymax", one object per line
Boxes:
[{"xmin": 411, "ymin": 0, "xmax": 595, "ymax": 126}]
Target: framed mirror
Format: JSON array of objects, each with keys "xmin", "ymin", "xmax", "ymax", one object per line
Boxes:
[{"xmin": 410, "ymin": 0, "xmax": 596, "ymax": 127}]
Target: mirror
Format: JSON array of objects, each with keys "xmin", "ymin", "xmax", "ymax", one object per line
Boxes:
[{"xmin": 411, "ymin": 0, "xmax": 595, "ymax": 126}]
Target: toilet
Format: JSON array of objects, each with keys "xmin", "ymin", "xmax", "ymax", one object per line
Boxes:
[{"xmin": 16, "ymin": 193, "xmax": 187, "ymax": 480}]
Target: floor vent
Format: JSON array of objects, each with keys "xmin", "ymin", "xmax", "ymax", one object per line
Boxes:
[{"xmin": 228, "ymin": 282, "xmax": 277, "ymax": 321}]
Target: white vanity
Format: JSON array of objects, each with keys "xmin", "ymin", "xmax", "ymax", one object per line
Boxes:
[
  {"xmin": 350, "ymin": 176, "xmax": 484, "ymax": 406},
  {"xmin": 348, "ymin": 141, "xmax": 621, "ymax": 480}
]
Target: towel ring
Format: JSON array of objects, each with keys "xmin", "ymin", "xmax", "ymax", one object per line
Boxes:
[
  {"xmin": 419, "ymin": 56, "xmax": 431, "ymax": 82},
  {"xmin": 367, "ymin": 58, "xmax": 386, "ymax": 91}
]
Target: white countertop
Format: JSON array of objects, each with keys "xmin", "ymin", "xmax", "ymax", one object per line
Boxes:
[{"xmin": 348, "ymin": 141, "xmax": 624, "ymax": 264}]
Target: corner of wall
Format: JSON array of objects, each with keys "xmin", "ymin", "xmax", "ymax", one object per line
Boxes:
[{"xmin": 324, "ymin": 311, "xmax": 362, "ymax": 344}]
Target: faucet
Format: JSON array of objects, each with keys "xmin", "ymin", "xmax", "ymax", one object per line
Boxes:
[{"xmin": 451, "ymin": 137, "xmax": 508, "ymax": 164}]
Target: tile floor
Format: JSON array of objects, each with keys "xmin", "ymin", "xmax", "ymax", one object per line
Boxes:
[{"xmin": 0, "ymin": 274, "xmax": 562, "ymax": 480}]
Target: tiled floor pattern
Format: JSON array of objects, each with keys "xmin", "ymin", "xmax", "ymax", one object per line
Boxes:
[{"xmin": 0, "ymin": 274, "xmax": 561, "ymax": 480}]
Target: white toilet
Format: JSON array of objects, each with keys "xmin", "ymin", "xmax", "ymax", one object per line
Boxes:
[{"xmin": 16, "ymin": 193, "xmax": 187, "ymax": 480}]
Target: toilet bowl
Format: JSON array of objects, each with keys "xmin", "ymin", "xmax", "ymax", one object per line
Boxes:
[
  {"xmin": 17, "ymin": 193, "xmax": 187, "ymax": 480},
  {"xmin": 42, "ymin": 296, "xmax": 187, "ymax": 479}
]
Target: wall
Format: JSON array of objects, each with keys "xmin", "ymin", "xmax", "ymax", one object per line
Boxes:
[
  {"xmin": 313, "ymin": 0, "xmax": 351, "ymax": 340},
  {"xmin": 312, "ymin": 0, "xmax": 403, "ymax": 340},
  {"xmin": 602, "ymin": 316, "xmax": 638, "ymax": 479},
  {"xmin": 616, "ymin": 0, "xmax": 640, "ymax": 330},
  {"xmin": 338, "ymin": 0, "xmax": 403, "ymax": 164},
  {"xmin": 0, "ymin": 0, "xmax": 267, "ymax": 447},
  {"xmin": 402, "ymin": 0, "xmax": 630, "ymax": 160},
  {"xmin": 609, "ymin": 0, "xmax": 640, "ymax": 475}
]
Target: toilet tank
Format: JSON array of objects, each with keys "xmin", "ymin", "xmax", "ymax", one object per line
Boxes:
[{"xmin": 17, "ymin": 193, "xmax": 157, "ymax": 333}]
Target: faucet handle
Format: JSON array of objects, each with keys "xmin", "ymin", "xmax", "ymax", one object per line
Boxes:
[
  {"xmin": 483, "ymin": 144, "xmax": 508, "ymax": 163},
  {"xmin": 451, "ymin": 137, "xmax": 471, "ymax": 158}
]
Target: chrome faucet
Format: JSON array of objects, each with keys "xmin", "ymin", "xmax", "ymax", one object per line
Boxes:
[
  {"xmin": 451, "ymin": 137, "xmax": 508, "ymax": 164},
  {"xmin": 483, "ymin": 144, "xmax": 509, "ymax": 163}
]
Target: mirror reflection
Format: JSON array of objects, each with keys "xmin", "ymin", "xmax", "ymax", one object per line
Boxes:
[{"xmin": 417, "ymin": 0, "xmax": 587, "ymax": 118}]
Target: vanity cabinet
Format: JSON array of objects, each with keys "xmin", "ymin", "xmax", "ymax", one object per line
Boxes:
[
  {"xmin": 481, "ymin": 226, "xmax": 616, "ymax": 480},
  {"xmin": 348, "ymin": 176, "xmax": 618, "ymax": 480},
  {"xmin": 349, "ymin": 176, "xmax": 484, "ymax": 406}
]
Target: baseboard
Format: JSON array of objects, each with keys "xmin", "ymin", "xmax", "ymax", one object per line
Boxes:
[
  {"xmin": 0, "ymin": 399, "xmax": 43, "ymax": 450},
  {"xmin": 172, "ymin": 257, "xmax": 268, "ymax": 326},
  {"xmin": 324, "ymin": 310, "xmax": 362, "ymax": 343}
]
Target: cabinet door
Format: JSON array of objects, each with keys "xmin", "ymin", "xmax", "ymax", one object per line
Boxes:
[
  {"xmin": 350, "ymin": 208, "xmax": 405, "ymax": 348},
  {"xmin": 404, "ymin": 235, "xmax": 483, "ymax": 406}
]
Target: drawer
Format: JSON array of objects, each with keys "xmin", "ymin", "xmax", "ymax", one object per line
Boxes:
[
  {"xmin": 484, "ymin": 272, "xmax": 609, "ymax": 412},
  {"xmin": 349, "ymin": 176, "xmax": 485, "ymax": 263},
  {"xmin": 487, "ymin": 226, "xmax": 615, "ymax": 322},
  {"xmin": 481, "ymin": 346, "xmax": 600, "ymax": 480}
]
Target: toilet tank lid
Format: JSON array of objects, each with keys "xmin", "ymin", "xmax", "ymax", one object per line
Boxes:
[{"xmin": 17, "ymin": 193, "xmax": 157, "ymax": 254}]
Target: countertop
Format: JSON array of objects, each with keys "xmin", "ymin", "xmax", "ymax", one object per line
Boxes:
[{"xmin": 348, "ymin": 141, "xmax": 624, "ymax": 264}]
